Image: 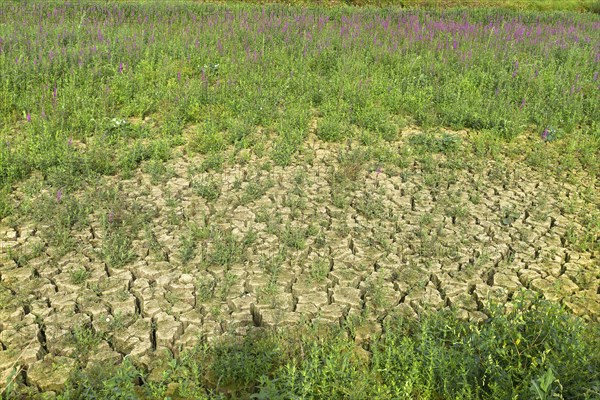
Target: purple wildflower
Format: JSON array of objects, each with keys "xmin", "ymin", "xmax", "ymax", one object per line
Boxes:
[
  {"xmin": 542, "ymin": 128, "xmax": 548, "ymax": 141},
  {"xmin": 118, "ymin": 62, "xmax": 123, "ymax": 73},
  {"xmin": 56, "ymin": 189, "xmax": 63, "ymax": 203},
  {"xmin": 177, "ymin": 71, "xmax": 181, "ymax": 82},
  {"xmin": 26, "ymin": 113, "xmax": 31, "ymax": 122},
  {"xmin": 519, "ymin": 98, "xmax": 526, "ymax": 110},
  {"xmin": 53, "ymin": 85, "xmax": 58, "ymax": 99},
  {"xmin": 512, "ymin": 60, "xmax": 519, "ymax": 78},
  {"xmin": 376, "ymin": 166, "xmax": 382, "ymax": 176}
]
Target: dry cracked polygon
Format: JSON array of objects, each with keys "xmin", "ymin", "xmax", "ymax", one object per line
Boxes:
[
  {"xmin": 110, "ymin": 317, "xmax": 152, "ymax": 358},
  {"xmin": 26, "ymin": 355, "xmax": 76, "ymax": 392},
  {"xmin": 175, "ymin": 324, "xmax": 203, "ymax": 352},
  {"xmin": 293, "ymin": 269, "xmax": 330, "ymax": 289},
  {"xmin": 313, "ymin": 303, "xmax": 347, "ymax": 325},
  {"xmin": 44, "ymin": 313, "xmax": 90, "ymax": 356},
  {"xmin": 406, "ymin": 282, "xmax": 445, "ymax": 311},
  {"xmin": 256, "ymin": 308, "xmax": 302, "ymax": 328},
  {"xmin": 1, "ymin": 131, "xmax": 599, "ymax": 384},
  {"xmin": 86, "ymin": 340, "xmax": 122, "ymax": 367}
]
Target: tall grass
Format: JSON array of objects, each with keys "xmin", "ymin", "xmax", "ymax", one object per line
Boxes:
[{"xmin": 0, "ymin": 2, "xmax": 598, "ymax": 205}]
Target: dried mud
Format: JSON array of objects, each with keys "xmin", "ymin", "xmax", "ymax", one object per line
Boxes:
[{"xmin": 1, "ymin": 132, "xmax": 598, "ymax": 391}]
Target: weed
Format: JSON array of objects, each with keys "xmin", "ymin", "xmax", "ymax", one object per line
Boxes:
[
  {"xmin": 501, "ymin": 205, "xmax": 521, "ymax": 226},
  {"xmin": 240, "ymin": 177, "xmax": 274, "ymax": 205},
  {"xmin": 353, "ymin": 192, "xmax": 386, "ymax": 220},
  {"xmin": 257, "ymin": 279, "xmax": 280, "ymax": 305},
  {"xmin": 192, "ymin": 177, "xmax": 221, "ymax": 201},
  {"xmin": 280, "ymin": 224, "xmax": 307, "ymax": 250},
  {"xmin": 196, "ymin": 275, "xmax": 217, "ymax": 302},
  {"xmin": 317, "ymin": 116, "xmax": 350, "ymax": 142},
  {"xmin": 208, "ymin": 229, "xmax": 245, "ymax": 266},
  {"xmin": 100, "ymin": 230, "xmax": 135, "ymax": 268},
  {"xmin": 143, "ymin": 159, "xmax": 172, "ymax": 185},
  {"xmin": 179, "ymin": 234, "xmax": 197, "ymax": 264},
  {"xmin": 199, "ymin": 153, "xmax": 225, "ymax": 173},
  {"xmin": 69, "ymin": 268, "xmax": 89, "ymax": 285},
  {"xmin": 309, "ymin": 259, "xmax": 330, "ymax": 282},
  {"xmin": 410, "ymin": 132, "xmax": 461, "ymax": 154}
]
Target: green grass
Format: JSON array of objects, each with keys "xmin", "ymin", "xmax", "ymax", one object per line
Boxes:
[{"xmin": 1, "ymin": 2, "xmax": 599, "ymax": 213}]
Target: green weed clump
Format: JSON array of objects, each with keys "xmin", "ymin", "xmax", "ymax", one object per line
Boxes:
[{"xmin": 50, "ymin": 296, "xmax": 599, "ymax": 400}]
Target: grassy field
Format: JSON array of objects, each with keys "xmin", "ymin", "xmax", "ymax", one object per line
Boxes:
[
  {"xmin": 1, "ymin": 2, "xmax": 598, "ymax": 207},
  {"xmin": 112, "ymin": 0, "xmax": 600, "ymax": 12},
  {"xmin": 0, "ymin": 1, "xmax": 599, "ymax": 398}
]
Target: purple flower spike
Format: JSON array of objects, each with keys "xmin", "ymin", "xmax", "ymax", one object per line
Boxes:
[
  {"xmin": 118, "ymin": 62, "xmax": 123, "ymax": 73},
  {"xmin": 177, "ymin": 71, "xmax": 181, "ymax": 81},
  {"xmin": 542, "ymin": 128, "xmax": 549, "ymax": 141},
  {"xmin": 376, "ymin": 166, "xmax": 382, "ymax": 175},
  {"xmin": 56, "ymin": 189, "xmax": 63, "ymax": 203},
  {"xmin": 26, "ymin": 113, "xmax": 31, "ymax": 122}
]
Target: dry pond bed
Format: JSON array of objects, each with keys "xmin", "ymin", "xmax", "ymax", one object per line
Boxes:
[{"xmin": 1, "ymin": 129, "xmax": 599, "ymax": 393}]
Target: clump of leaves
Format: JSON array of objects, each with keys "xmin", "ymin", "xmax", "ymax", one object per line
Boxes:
[
  {"xmin": 240, "ymin": 176, "xmax": 274, "ymax": 205},
  {"xmin": 207, "ymin": 228, "xmax": 256, "ymax": 267},
  {"xmin": 100, "ymin": 230, "xmax": 135, "ymax": 268},
  {"xmin": 70, "ymin": 268, "xmax": 90, "ymax": 285},
  {"xmin": 317, "ymin": 116, "xmax": 350, "ymax": 142},
  {"xmin": 409, "ymin": 131, "xmax": 461, "ymax": 154},
  {"xmin": 192, "ymin": 177, "xmax": 221, "ymax": 201},
  {"xmin": 501, "ymin": 205, "xmax": 520, "ymax": 226}
]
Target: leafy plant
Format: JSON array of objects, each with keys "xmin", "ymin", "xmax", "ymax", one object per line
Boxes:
[{"xmin": 192, "ymin": 177, "xmax": 222, "ymax": 201}]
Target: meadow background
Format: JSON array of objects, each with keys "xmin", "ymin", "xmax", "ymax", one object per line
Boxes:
[
  {"xmin": 1, "ymin": 0, "xmax": 599, "ymax": 209},
  {"xmin": 0, "ymin": 0, "xmax": 599, "ymax": 398}
]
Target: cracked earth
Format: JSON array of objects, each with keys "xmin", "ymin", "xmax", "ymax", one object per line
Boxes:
[{"xmin": 1, "ymin": 128, "xmax": 599, "ymax": 391}]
